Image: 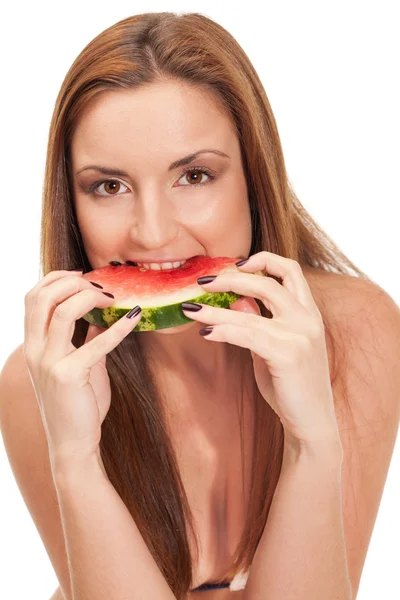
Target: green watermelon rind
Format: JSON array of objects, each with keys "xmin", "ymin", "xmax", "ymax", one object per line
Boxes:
[{"xmin": 82, "ymin": 290, "xmax": 242, "ymax": 331}]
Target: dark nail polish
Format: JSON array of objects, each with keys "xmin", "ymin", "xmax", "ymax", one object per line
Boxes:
[
  {"xmin": 199, "ymin": 326, "xmax": 213, "ymax": 336},
  {"xmin": 181, "ymin": 302, "xmax": 202, "ymax": 311},
  {"xmin": 235, "ymin": 258, "xmax": 249, "ymax": 266},
  {"xmin": 102, "ymin": 292, "xmax": 115, "ymax": 298},
  {"xmin": 90, "ymin": 281, "xmax": 104, "ymax": 289},
  {"xmin": 126, "ymin": 305, "xmax": 141, "ymax": 318},
  {"xmin": 197, "ymin": 275, "xmax": 217, "ymax": 285}
]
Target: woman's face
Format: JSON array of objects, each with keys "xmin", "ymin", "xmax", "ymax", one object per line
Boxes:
[{"xmin": 69, "ymin": 81, "xmax": 252, "ymax": 333}]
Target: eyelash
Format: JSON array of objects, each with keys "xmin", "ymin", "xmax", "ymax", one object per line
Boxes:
[{"xmin": 86, "ymin": 166, "xmax": 216, "ymax": 197}]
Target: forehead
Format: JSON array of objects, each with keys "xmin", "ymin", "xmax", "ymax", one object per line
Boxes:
[{"xmin": 70, "ymin": 82, "xmax": 237, "ymax": 164}]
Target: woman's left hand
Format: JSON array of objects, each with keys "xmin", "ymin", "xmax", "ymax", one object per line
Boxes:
[{"xmin": 181, "ymin": 251, "xmax": 342, "ymax": 450}]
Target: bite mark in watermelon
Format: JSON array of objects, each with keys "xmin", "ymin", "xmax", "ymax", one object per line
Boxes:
[{"xmin": 81, "ymin": 255, "xmax": 264, "ymax": 331}]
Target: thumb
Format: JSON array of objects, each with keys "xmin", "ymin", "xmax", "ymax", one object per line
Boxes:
[
  {"xmin": 229, "ymin": 297, "xmax": 261, "ymax": 362},
  {"xmin": 229, "ymin": 296, "xmax": 261, "ymax": 316},
  {"xmin": 84, "ymin": 323, "xmax": 106, "ymax": 345}
]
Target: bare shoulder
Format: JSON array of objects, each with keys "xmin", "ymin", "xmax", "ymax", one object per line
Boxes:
[
  {"xmin": 0, "ymin": 344, "xmax": 72, "ymax": 600},
  {"xmin": 0, "ymin": 343, "xmax": 35, "ymax": 418},
  {"xmin": 1, "ymin": 343, "xmax": 27, "ymax": 380},
  {"xmin": 303, "ymin": 267, "xmax": 400, "ymax": 598},
  {"xmin": 302, "ymin": 264, "xmax": 387, "ymax": 308},
  {"xmin": 303, "ymin": 265, "xmax": 400, "ymax": 343},
  {"xmin": 303, "ymin": 265, "xmax": 400, "ymax": 396}
]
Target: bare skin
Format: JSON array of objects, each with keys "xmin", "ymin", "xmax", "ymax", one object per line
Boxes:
[
  {"xmin": 69, "ymin": 79, "xmax": 257, "ymax": 591},
  {"xmin": 70, "ymin": 80, "xmax": 252, "ymax": 397},
  {"xmin": 38, "ymin": 266, "xmax": 332, "ymax": 599},
  {"xmin": 68, "ymin": 81, "xmax": 330, "ymax": 594}
]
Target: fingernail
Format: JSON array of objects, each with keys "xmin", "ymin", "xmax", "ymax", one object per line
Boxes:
[
  {"xmin": 181, "ymin": 302, "xmax": 202, "ymax": 312},
  {"xmin": 199, "ymin": 326, "xmax": 213, "ymax": 336},
  {"xmin": 235, "ymin": 258, "xmax": 249, "ymax": 266},
  {"xmin": 90, "ymin": 281, "xmax": 104, "ymax": 289},
  {"xmin": 102, "ymin": 292, "xmax": 115, "ymax": 298},
  {"xmin": 197, "ymin": 275, "xmax": 217, "ymax": 285},
  {"xmin": 126, "ymin": 305, "xmax": 142, "ymax": 318}
]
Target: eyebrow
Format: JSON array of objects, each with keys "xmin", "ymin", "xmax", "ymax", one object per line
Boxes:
[{"xmin": 75, "ymin": 149, "xmax": 230, "ymax": 177}]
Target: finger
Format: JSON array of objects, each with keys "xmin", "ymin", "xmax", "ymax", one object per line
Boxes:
[
  {"xmin": 43, "ymin": 289, "xmax": 119, "ymax": 364},
  {"xmin": 57, "ymin": 308, "xmax": 143, "ymax": 376},
  {"xmin": 199, "ymin": 271, "xmax": 303, "ymax": 318},
  {"xmin": 24, "ymin": 270, "xmax": 84, "ymax": 341},
  {"xmin": 84, "ymin": 323, "xmax": 107, "ymax": 345},
  {"xmin": 183, "ymin": 302, "xmax": 262, "ymax": 329},
  {"xmin": 184, "ymin": 301, "xmax": 320, "ymax": 339},
  {"xmin": 37, "ymin": 270, "xmax": 84, "ymax": 289},
  {"xmin": 198, "ymin": 319, "xmax": 283, "ymax": 364},
  {"xmin": 229, "ymin": 296, "xmax": 261, "ymax": 315},
  {"xmin": 25, "ymin": 274, "xmax": 97, "ymax": 359},
  {"xmin": 234, "ymin": 251, "xmax": 318, "ymax": 313}
]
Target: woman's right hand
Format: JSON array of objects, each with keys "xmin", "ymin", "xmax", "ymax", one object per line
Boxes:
[{"xmin": 23, "ymin": 270, "xmax": 142, "ymax": 469}]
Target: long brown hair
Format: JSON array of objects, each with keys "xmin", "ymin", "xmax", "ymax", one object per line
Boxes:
[{"xmin": 40, "ymin": 12, "xmax": 372, "ymax": 598}]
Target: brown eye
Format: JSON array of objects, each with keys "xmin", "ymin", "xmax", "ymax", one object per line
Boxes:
[
  {"xmin": 186, "ymin": 170, "xmax": 206, "ymax": 184},
  {"xmin": 89, "ymin": 179, "xmax": 129, "ymax": 197},
  {"xmin": 178, "ymin": 167, "xmax": 215, "ymax": 187},
  {"xmin": 103, "ymin": 181, "xmax": 120, "ymax": 194}
]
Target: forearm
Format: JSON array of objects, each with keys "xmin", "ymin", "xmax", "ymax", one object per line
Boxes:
[
  {"xmin": 244, "ymin": 437, "xmax": 352, "ymax": 600},
  {"xmin": 52, "ymin": 453, "xmax": 176, "ymax": 600}
]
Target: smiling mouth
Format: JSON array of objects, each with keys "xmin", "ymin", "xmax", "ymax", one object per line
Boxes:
[
  {"xmin": 109, "ymin": 259, "xmax": 190, "ymax": 269},
  {"xmin": 108, "ymin": 255, "xmax": 213, "ymax": 269}
]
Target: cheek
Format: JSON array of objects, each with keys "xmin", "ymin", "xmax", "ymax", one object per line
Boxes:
[
  {"xmin": 75, "ymin": 204, "xmax": 124, "ymax": 256},
  {"xmin": 188, "ymin": 193, "xmax": 252, "ymax": 256},
  {"xmin": 217, "ymin": 186, "xmax": 252, "ymax": 241},
  {"xmin": 187, "ymin": 181, "xmax": 249, "ymax": 231}
]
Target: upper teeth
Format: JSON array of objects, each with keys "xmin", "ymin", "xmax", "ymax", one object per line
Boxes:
[{"xmin": 135, "ymin": 260, "xmax": 187, "ymax": 270}]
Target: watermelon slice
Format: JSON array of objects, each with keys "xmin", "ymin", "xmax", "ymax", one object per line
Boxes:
[{"xmin": 81, "ymin": 255, "xmax": 264, "ymax": 331}]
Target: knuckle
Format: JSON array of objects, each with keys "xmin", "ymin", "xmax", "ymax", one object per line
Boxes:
[
  {"xmin": 52, "ymin": 304, "xmax": 70, "ymax": 322},
  {"xmin": 31, "ymin": 288, "xmax": 46, "ymax": 308},
  {"xmin": 300, "ymin": 334, "xmax": 314, "ymax": 353},
  {"xmin": 25, "ymin": 284, "xmax": 42, "ymax": 305},
  {"xmin": 249, "ymin": 327, "xmax": 258, "ymax": 347},
  {"xmin": 48, "ymin": 361, "xmax": 71, "ymax": 384},
  {"xmin": 288, "ymin": 258, "xmax": 302, "ymax": 271},
  {"xmin": 40, "ymin": 356, "xmax": 55, "ymax": 377},
  {"xmin": 307, "ymin": 315, "xmax": 324, "ymax": 339},
  {"xmin": 239, "ymin": 323, "xmax": 257, "ymax": 347},
  {"xmin": 87, "ymin": 288, "xmax": 103, "ymax": 300},
  {"xmin": 264, "ymin": 276, "xmax": 279, "ymax": 290},
  {"xmin": 24, "ymin": 290, "xmax": 32, "ymax": 306}
]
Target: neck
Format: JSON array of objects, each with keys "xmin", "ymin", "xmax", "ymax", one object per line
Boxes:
[{"xmin": 137, "ymin": 326, "xmax": 252, "ymax": 421}]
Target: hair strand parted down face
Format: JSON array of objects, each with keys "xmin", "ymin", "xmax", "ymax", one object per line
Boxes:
[{"xmin": 40, "ymin": 11, "xmax": 371, "ymax": 599}]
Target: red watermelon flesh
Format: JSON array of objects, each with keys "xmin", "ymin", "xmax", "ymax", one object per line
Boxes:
[{"xmin": 80, "ymin": 255, "xmax": 263, "ymax": 331}]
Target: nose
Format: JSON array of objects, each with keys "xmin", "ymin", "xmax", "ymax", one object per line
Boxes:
[{"xmin": 127, "ymin": 192, "xmax": 180, "ymax": 249}]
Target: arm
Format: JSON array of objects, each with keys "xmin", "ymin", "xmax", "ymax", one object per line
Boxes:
[
  {"xmin": 52, "ymin": 452, "xmax": 176, "ymax": 600},
  {"xmin": 244, "ymin": 437, "xmax": 352, "ymax": 600}
]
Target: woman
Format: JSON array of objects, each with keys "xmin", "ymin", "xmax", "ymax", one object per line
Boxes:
[{"xmin": 0, "ymin": 11, "xmax": 399, "ymax": 600}]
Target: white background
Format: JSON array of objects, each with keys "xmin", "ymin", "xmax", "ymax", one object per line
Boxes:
[{"xmin": 0, "ymin": 1, "xmax": 399, "ymax": 598}]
